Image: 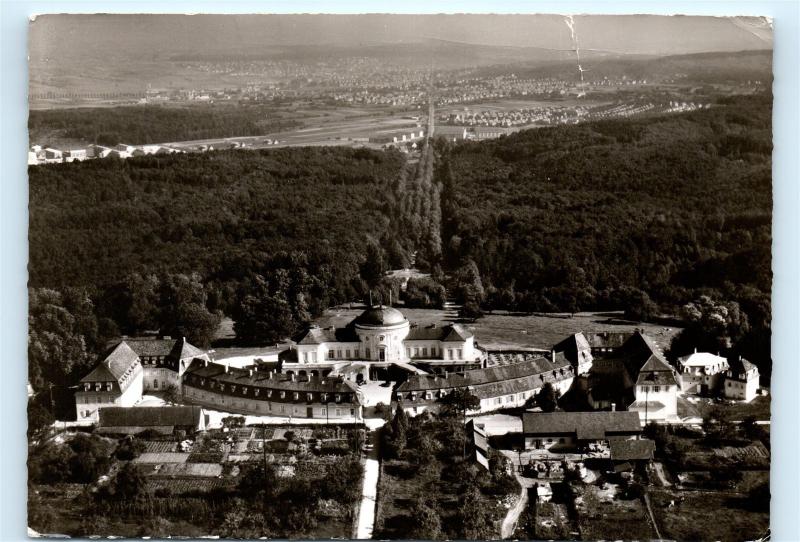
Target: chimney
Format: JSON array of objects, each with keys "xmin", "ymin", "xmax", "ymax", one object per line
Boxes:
[
  {"xmin": 694, "ymin": 347, "xmax": 697, "ymax": 354},
  {"xmin": 225, "ymin": 361, "xmax": 229, "ymax": 373},
  {"xmin": 267, "ymin": 371, "xmax": 272, "ymax": 380},
  {"xmin": 551, "ymin": 349, "xmax": 556, "ymax": 361},
  {"xmin": 204, "ymin": 359, "xmax": 208, "ymax": 367},
  {"xmin": 611, "ymin": 403, "xmax": 616, "ymax": 412},
  {"xmin": 249, "ymin": 369, "xmax": 253, "ymax": 377}
]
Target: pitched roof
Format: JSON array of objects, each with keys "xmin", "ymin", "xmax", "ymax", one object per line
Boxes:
[
  {"xmin": 636, "ymin": 354, "xmax": 678, "ymax": 386},
  {"xmin": 184, "ymin": 360, "xmax": 360, "ymax": 395},
  {"xmin": 122, "ymin": 338, "xmax": 176, "ymax": 357},
  {"xmin": 522, "ymin": 411, "xmax": 642, "ymax": 437},
  {"xmin": 99, "ymin": 406, "xmax": 203, "ymax": 428},
  {"xmin": 609, "ymin": 438, "xmax": 655, "ymax": 461},
  {"xmin": 442, "ymin": 324, "xmax": 473, "ymax": 342},
  {"xmin": 295, "ymin": 325, "xmax": 359, "ymax": 345},
  {"xmin": 169, "ymin": 337, "xmax": 208, "ymax": 360},
  {"xmin": 81, "ymin": 342, "xmax": 140, "ymax": 383},
  {"xmin": 585, "ymin": 332, "xmax": 632, "ymax": 349},
  {"xmin": 728, "ymin": 357, "xmax": 759, "ymax": 377},
  {"xmin": 398, "ymin": 355, "xmax": 570, "ymax": 393},
  {"xmin": 678, "ymin": 352, "xmax": 728, "ymax": 368},
  {"xmin": 123, "ymin": 337, "xmax": 207, "ymax": 359}
]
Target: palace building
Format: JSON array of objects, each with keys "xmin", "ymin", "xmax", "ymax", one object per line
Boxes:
[{"xmin": 281, "ymin": 305, "xmax": 481, "ymax": 383}]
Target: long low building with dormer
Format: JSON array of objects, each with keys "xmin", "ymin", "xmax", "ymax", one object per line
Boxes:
[
  {"xmin": 392, "ymin": 352, "xmax": 578, "ymax": 416},
  {"xmin": 180, "ymin": 360, "xmax": 363, "ymax": 421}
]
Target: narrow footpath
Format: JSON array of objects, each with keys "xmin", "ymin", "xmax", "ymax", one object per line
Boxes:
[
  {"xmin": 500, "ymin": 484, "xmax": 528, "ymax": 539},
  {"xmin": 355, "ymin": 427, "xmax": 381, "ymax": 539}
]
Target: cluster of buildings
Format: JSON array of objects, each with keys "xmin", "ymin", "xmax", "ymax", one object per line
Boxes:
[
  {"xmin": 29, "ymin": 143, "xmax": 184, "ymax": 166},
  {"xmin": 74, "ymin": 304, "xmax": 761, "ymax": 429}
]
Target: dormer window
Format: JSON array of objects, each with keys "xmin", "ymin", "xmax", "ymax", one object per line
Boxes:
[
  {"xmin": 335, "ymin": 393, "xmax": 341, "ymax": 402},
  {"xmin": 321, "ymin": 393, "xmax": 328, "ymax": 402},
  {"xmin": 242, "ymin": 387, "xmax": 248, "ymax": 395},
  {"xmin": 280, "ymin": 391, "xmax": 286, "ymax": 399},
  {"xmin": 307, "ymin": 392, "xmax": 314, "ymax": 402},
  {"xmin": 293, "ymin": 392, "xmax": 299, "ymax": 400},
  {"xmin": 254, "ymin": 389, "xmax": 260, "ymax": 397},
  {"xmin": 106, "ymin": 383, "xmax": 113, "ymax": 391},
  {"xmin": 84, "ymin": 383, "xmax": 90, "ymax": 391}
]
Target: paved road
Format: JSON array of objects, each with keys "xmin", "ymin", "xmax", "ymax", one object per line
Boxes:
[{"xmin": 355, "ymin": 429, "xmax": 381, "ymax": 539}]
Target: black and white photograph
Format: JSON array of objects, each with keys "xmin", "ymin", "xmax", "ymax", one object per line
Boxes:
[{"xmin": 25, "ymin": 13, "xmax": 774, "ymax": 540}]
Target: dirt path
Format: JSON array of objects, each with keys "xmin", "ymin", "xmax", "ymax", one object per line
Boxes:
[
  {"xmin": 642, "ymin": 492, "xmax": 663, "ymax": 540},
  {"xmin": 653, "ymin": 462, "xmax": 672, "ymax": 487},
  {"xmin": 501, "ymin": 485, "xmax": 528, "ymax": 539},
  {"xmin": 355, "ymin": 429, "xmax": 381, "ymax": 539}
]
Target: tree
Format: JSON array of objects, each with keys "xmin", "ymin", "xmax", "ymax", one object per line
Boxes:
[
  {"xmin": 101, "ymin": 462, "xmax": 149, "ymax": 503},
  {"xmin": 438, "ymin": 387, "xmax": 481, "ymax": 418},
  {"xmin": 459, "ymin": 485, "xmax": 493, "ymax": 539},
  {"xmin": 410, "ymin": 500, "xmax": 443, "ymax": 540},
  {"xmin": 115, "ymin": 436, "xmax": 146, "ymax": 460},
  {"xmin": 535, "ymin": 383, "xmax": 561, "ymax": 413},
  {"xmin": 27, "ymin": 397, "xmax": 54, "ymax": 440}
]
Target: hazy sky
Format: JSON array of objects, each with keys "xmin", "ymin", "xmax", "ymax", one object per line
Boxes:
[{"xmin": 30, "ymin": 14, "xmax": 772, "ymax": 60}]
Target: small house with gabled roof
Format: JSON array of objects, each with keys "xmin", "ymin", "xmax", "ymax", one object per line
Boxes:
[
  {"xmin": 629, "ymin": 353, "xmax": 679, "ymax": 423},
  {"xmin": 75, "ymin": 342, "xmax": 144, "ymax": 421},
  {"xmin": 724, "ymin": 356, "xmax": 760, "ymax": 402}
]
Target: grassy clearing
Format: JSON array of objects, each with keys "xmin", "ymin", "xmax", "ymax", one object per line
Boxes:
[
  {"xmin": 573, "ymin": 482, "xmax": 657, "ymax": 540},
  {"xmin": 312, "ymin": 306, "xmax": 682, "ymax": 352},
  {"xmin": 650, "ymin": 481, "xmax": 769, "ymax": 542}
]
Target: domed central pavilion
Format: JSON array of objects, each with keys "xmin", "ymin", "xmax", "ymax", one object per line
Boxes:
[{"xmin": 283, "ymin": 304, "xmax": 479, "ymax": 382}]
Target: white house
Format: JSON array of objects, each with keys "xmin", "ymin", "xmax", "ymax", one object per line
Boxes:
[
  {"xmin": 628, "ymin": 354, "xmax": 679, "ymax": 423},
  {"xmin": 75, "ymin": 342, "xmax": 144, "ymax": 422},
  {"xmin": 723, "ymin": 357, "xmax": 759, "ymax": 402},
  {"xmin": 676, "ymin": 351, "xmax": 729, "ymax": 394}
]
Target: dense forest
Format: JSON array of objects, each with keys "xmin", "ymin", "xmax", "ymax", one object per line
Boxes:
[
  {"xmin": 28, "ymin": 146, "xmax": 420, "ymax": 403},
  {"xmin": 28, "ymin": 104, "xmax": 300, "ymax": 146},
  {"xmin": 28, "ymin": 93, "xmax": 773, "ymax": 409},
  {"xmin": 436, "ymin": 93, "xmax": 772, "ymax": 370}
]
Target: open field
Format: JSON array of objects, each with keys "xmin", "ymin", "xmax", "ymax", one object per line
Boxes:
[
  {"xmin": 650, "ymin": 478, "xmax": 769, "ymax": 542},
  {"xmin": 677, "ymin": 394, "xmax": 771, "ymax": 421},
  {"xmin": 314, "ymin": 306, "xmax": 681, "ymax": 352},
  {"xmin": 573, "ymin": 481, "xmax": 657, "ymax": 540}
]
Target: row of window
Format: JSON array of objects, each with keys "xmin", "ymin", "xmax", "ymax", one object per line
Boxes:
[
  {"xmin": 639, "ymin": 385, "xmax": 676, "ymax": 393},
  {"xmin": 186, "ymin": 389, "xmax": 356, "ymax": 417},
  {"xmin": 82, "ymin": 395, "xmax": 115, "ymax": 404},
  {"xmin": 185, "ymin": 378, "xmax": 351, "ymax": 403}
]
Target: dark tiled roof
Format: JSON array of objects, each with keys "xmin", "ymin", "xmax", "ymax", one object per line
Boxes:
[
  {"xmin": 81, "ymin": 342, "xmax": 140, "ymax": 383},
  {"xmin": 295, "ymin": 325, "xmax": 359, "ymax": 345},
  {"xmin": 183, "ymin": 360, "xmax": 360, "ymax": 398},
  {"xmin": 609, "ymin": 439, "xmax": 655, "ymax": 461},
  {"xmin": 728, "ymin": 357, "xmax": 758, "ymax": 377},
  {"xmin": 122, "ymin": 338, "xmax": 177, "ymax": 357},
  {"xmin": 522, "ymin": 411, "xmax": 642, "ymax": 437},
  {"xmin": 553, "ymin": 333, "xmax": 592, "ymax": 363},
  {"xmin": 406, "ymin": 324, "xmax": 447, "ymax": 341},
  {"xmin": 405, "ymin": 323, "xmax": 473, "ymax": 342},
  {"xmin": 585, "ymin": 332, "xmax": 632, "ymax": 349},
  {"xmin": 636, "ymin": 355, "xmax": 678, "ymax": 386},
  {"xmin": 398, "ymin": 355, "xmax": 570, "ymax": 392},
  {"xmin": 99, "ymin": 406, "xmax": 203, "ymax": 428},
  {"xmin": 486, "ymin": 350, "xmax": 547, "ymax": 366}
]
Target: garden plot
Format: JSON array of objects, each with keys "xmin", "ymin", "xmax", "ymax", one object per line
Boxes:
[
  {"xmin": 143, "ymin": 441, "xmax": 177, "ymax": 453},
  {"xmin": 573, "ymin": 482, "xmax": 656, "ymax": 540},
  {"xmin": 154, "ymin": 463, "xmax": 223, "ymax": 477},
  {"xmin": 133, "ymin": 452, "xmax": 190, "ymax": 464}
]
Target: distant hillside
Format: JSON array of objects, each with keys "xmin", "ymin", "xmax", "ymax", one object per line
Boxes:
[{"xmin": 483, "ymin": 49, "xmax": 773, "ymax": 84}]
